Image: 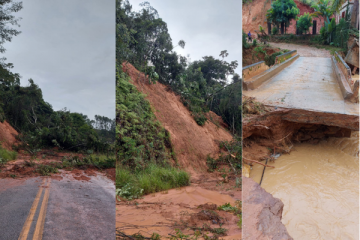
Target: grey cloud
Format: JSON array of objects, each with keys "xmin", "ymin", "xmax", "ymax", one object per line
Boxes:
[
  {"xmin": 129, "ymin": 0, "xmax": 242, "ymax": 75},
  {"xmin": 3, "ymin": 0, "xmax": 115, "ymax": 120}
]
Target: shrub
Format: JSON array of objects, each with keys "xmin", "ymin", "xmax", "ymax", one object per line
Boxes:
[
  {"xmin": 297, "ymin": 13, "xmax": 312, "ymax": 34},
  {"xmin": 271, "ymin": 26, "xmax": 278, "ymax": 35},
  {"xmin": 252, "ymin": 39, "xmax": 258, "ymax": 46}
]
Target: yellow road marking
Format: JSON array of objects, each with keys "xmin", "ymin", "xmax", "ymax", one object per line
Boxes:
[
  {"xmin": 33, "ymin": 178, "xmax": 51, "ymax": 240},
  {"xmin": 18, "ymin": 178, "xmax": 46, "ymax": 240}
]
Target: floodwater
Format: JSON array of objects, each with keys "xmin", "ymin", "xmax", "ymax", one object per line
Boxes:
[{"xmin": 250, "ymin": 132, "xmax": 359, "ymax": 240}]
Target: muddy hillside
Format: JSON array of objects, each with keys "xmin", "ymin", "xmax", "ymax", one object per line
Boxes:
[
  {"xmin": 0, "ymin": 121, "xmax": 18, "ymax": 151},
  {"xmin": 122, "ymin": 63, "xmax": 233, "ymax": 170}
]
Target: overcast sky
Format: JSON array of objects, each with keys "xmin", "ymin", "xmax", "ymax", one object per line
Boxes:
[
  {"xmin": 3, "ymin": 0, "xmax": 115, "ymax": 120},
  {"xmin": 128, "ymin": 0, "xmax": 243, "ymax": 77}
]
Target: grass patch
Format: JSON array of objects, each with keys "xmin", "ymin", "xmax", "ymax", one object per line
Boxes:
[
  {"xmin": 60, "ymin": 154, "xmax": 115, "ymax": 169},
  {"xmin": 0, "ymin": 147, "xmax": 17, "ymax": 166},
  {"xmin": 116, "ymin": 164, "xmax": 190, "ymax": 200}
]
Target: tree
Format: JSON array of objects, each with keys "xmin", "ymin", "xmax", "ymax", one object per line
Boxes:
[
  {"xmin": 0, "ymin": 0, "xmax": 23, "ymax": 67},
  {"xmin": 311, "ymin": 0, "xmax": 333, "ymax": 27},
  {"xmin": 297, "ymin": 13, "xmax": 313, "ymax": 34},
  {"xmin": 266, "ymin": 0, "xmax": 300, "ymax": 34}
]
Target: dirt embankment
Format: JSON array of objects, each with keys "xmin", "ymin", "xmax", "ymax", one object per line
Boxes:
[
  {"xmin": 242, "ymin": 0, "xmax": 272, "ymax": 34},
  {"xmin": 118, "ymin": 63, "xmax": 241, "ymax": 239},
  {"xmin": 122, "ymin": 62, "xmax": 233, "ymax": 171},
  {"xmin": 0, "ymin": 120, "xmax": 19, "ymax": 150}
]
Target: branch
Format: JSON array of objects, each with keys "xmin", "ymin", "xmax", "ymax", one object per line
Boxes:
[{"xmin": 243, "ymin": 157, "xmax": 275, "ymax": 168}]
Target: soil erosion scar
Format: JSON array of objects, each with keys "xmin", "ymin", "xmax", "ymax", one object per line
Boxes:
[{"xmin": 18, "ymin": 178, "xmax": 51, "ymax": 240}]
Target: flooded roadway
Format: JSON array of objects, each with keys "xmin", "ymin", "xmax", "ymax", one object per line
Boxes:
[{"xmin": 250, "ymin": 132, "xmax": 359, "ymax": 240}]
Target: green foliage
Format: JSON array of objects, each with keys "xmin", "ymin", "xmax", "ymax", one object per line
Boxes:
[
  {"xmin": 117, "ymin": 64, "xmax": 174, "ymax": 170},
  {"xmin": 218, "ymin": 201, "xmax": 242, "ymax": 215},
  {"xmin": 116, "ymin": 164, "xmax": 190, "ymax": 200},
  {"xmin": 319, "ymin": 4, "xmax": 351, "ymax": 50},
  {"xmin": 254, "ymin": 46, "xmax": 267, "ymax": 57},
  {"xmin": 218, "ymin": 138, "xmax": 242, "ymax": 172},
  {"xmin": 0, "ymin": 0, "xmax": 23, "ymax": 68},
  {"xmin": 271, "ymin": 26, "xmax": 279, "ymax": 35},
  {"xmin": 61, "ymin": 154, "xmax": 115, "ymax": 169},
  {"xmin": 264, "ymin": 51, "xmax": 284, "ymax": 66},
  {"xmin": 117, "ymin": 0, "xmax": 239, "ymax": 130},
  {"xmin": 252, "ymin": 39, "xmax": 258, "ymax": 46},
  {"xmin": 209, "ymin": 75, "xmax": 242, "ymax": 135},
  {"xmin": 297, "ymin": 13, "xmax": 313, "ymax": 34},
  {"xmin": 242, "ymin": 30, "xmax": 250, "ymax": 49},
  {"xmin": 266, "ymin": 0, "xmax": 300, "ymax": 33},
  {"xmin": 36, "ymin": 164, "xmax": 58, "ymax": 176},
  {"xmin": 0, "ymin": 73, "xmax": 112, "ymax": 153},
  {"xmin": 0, "ymin": 146, "xmax": 17, "ymax": 165},
  {"xmin": 311, "ymin": 0, "xmax": 333, "ymax": 21}
]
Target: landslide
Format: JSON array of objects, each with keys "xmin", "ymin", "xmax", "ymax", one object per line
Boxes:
[
  {"xmin": 117, "ymin": 63, "xmax": 241, "ymax": 239},
  {"xmin": 243, "ymin": 0, "xmax": 272, "ymax": 34},
  {"xmin": 0, "ymin": 120, "xmax": 19, "ymax": 151},
  {"xmin": 122, "ymin": 62, "xmax": 233, "ymax": 171}
]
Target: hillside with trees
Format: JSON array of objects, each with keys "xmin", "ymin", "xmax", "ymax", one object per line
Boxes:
[
  {"xmin": 116, "ymin": 1, "xmax": 241, "ymax": 238},
  {"xmin": 0, "ymin": 1, "xmax": 115, "ymax": 169}
]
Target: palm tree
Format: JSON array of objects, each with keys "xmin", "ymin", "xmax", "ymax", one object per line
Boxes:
[{"xmin": 311, "ymin": 0, "xmax": 334, "ymax": 26}]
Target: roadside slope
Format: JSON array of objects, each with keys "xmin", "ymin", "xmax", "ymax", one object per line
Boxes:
[
  {"xmin": 122, "ymin": 63, "xmax": 233, "ymax": 171},
  {"xmin": 0, "ymin": 120, "xmax": 18, "ymax": 151}
]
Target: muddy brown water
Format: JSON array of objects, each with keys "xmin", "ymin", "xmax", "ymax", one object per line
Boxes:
[{"xmin": 250, "ymin": 132, "xmax": 359, "ymax": 240}]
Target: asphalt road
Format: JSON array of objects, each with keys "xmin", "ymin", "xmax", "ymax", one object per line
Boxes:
[{"xmin": 0, "ymin": 173, "xmax": 115, "ymax": 240}]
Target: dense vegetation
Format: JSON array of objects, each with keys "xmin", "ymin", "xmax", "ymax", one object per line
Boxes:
[
  {"xmin": 266, "ymin": 0, "xmax": 300, "ymax": 34},
  {"xmin": 264, "ymin": 0, "xmax": 359, "ymax": 54},
  {"xmin": 116, "ymin": 0, "xmax": 241, "ymax": 199},
  {"xmin": 117, "ymin": 0, "xmax": 241, "ymax": 135},
  {"xmin": 0, "ymin": 1, "xmax": 115, "ymax": 157}
]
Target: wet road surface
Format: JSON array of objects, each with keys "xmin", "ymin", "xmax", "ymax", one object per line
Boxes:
[
  {"xmin": 0, "ymin": 172, "xmax": 115, "ymax": 240},
  {"xmin": 244, "ymin": 57, "xmax": 359, "ymax": 116}
]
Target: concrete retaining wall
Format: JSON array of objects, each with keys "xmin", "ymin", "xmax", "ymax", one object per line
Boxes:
[
  {"xmin": 242, "ymin": 61, "xmax": 269, "ymax": 81},
  {"xmin": 275, "ymin": 50, "xmax": 297, "ymax": 65},
  {"xmin": 332, "ymin": 52, "xmax": 358, "ymax": 102},
  {"xmin": 331, "ymin": 55, "xmax": 353, "ymax": 100},
  {"xmin": 334, "ymin": 51, "xmax": 353, "ymax": 87},
  {"xmin": 242, "ymin": 51, "xmax": 299, "ymax": 90}
]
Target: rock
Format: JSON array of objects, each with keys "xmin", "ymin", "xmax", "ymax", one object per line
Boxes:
[{"xmin": 242, "ymin": 177, "xmax": 293, "ymax": 240}]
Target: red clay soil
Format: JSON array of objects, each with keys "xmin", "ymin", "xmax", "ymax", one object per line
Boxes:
[
  {"xmin": 0, "ymin": 121, "xmax": 19, "ymax": 150},
  {"xmin": 119, "ymin": 63, "xmax": 241, "ymax": 239},
  {"xmin": 116, "ymin": 187, "xmax": 241, "ymax": 239},
  {"xmin": 242, "ymin": 0, "xmax": 331, "ymax": 35},
  {"xmin": 0, "ymin": 151, "xmax": 115, "ymax": 182},
  {"xmin": 122, "ymin": 62, "xmax": 233, "ymax": 171}
]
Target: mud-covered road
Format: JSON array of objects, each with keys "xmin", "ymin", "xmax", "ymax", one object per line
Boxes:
[{"xmin": 0, "ymin": 172, "xmax": 115, "ymax": 240}]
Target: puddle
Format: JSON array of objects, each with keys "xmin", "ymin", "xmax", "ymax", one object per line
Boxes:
[{"xmin": 250, "ymin": 132, "xmax": 359, "ymax": 239}]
